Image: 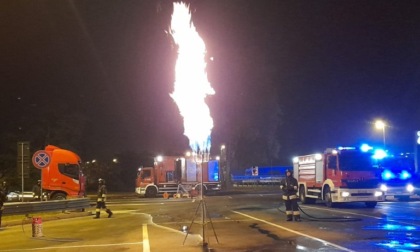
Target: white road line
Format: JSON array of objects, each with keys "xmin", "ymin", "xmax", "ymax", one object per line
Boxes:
[
  {"xmin": 143, "ymin": 224, "xmax": 150, "ymax": 252},
  {"xmin": 300, "ymin": 205, "xmax": 420, "ymax": 226},
  {"xmin": 232, "ymin": 210, "xmax": 355, "ymax": 252},
  {"xmin": 300, "ymin": 205, "xmax": 384, "ymax": 220},
  {"xmin": 0, "ymin": 242, "xmax": 143, "ymax": 251}
]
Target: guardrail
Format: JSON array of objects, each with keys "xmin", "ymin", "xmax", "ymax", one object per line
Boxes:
[{"xmin": 2, "ymin": 198, "xmax": 92, "ymax": 216}]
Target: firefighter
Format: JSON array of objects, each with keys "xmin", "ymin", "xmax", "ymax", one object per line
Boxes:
[
  {"xmin": 94, "ymin": 178, "xmax": 113, "ymax": 219},
  {"xmin": 1, "ymin": 181, "xmax": 9, "ymax": 197},
  {"xmin": 280, "ymin": 169, "xmax": 301, "ymax": 222},
  {"xmin": 0, "ymin": 182, "xmax": 7, "ymax": 228},
  {"xmin": 32, "ymin": 180, "xmax": 41, "ymax": 201}
]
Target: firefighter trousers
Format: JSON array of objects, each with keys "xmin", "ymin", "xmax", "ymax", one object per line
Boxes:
[
  {"xmin": 95, "ymin": 200, "xmax": 112, "ymax": 218},
  {"xmin": 282, "ymin": 195, "xmax": 300, "ymax": 221}
]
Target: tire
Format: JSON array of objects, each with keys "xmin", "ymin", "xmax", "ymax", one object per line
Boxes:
[
  {"xmin": 299, "ymin": 186, "xmax": 316, "ymax": 204},
  {"xmin": 51, "ymin": 192, "xmax": 67, "ymax": 200},
  {"xmin": 145, "ymin": 187, "xmax": 157, "ymax": 198},
  {"xmin": 365, "ymin": 202, "xmax": 377, "ymax": 208},
  {"xmin": 323, "ymin": 187, "xmax": 335, "ymax": 208},
  {"xmin": 299, "ymin": 186, "xmax": 309, "ymax": 204}
]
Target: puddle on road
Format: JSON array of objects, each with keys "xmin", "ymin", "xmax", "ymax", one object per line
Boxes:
[{"xmin": 363, "ymin": 222, "xmax": 420, "ymax": 251}]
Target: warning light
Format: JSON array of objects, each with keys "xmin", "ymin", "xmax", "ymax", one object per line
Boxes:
[{"xmin": 417, "ymin": 131, "xmax": 420, "ymax": 145}]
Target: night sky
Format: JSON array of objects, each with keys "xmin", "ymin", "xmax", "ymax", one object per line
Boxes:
[{"xmin": 2, "ymin": 0, "xmax": 420, "ymax": 170}]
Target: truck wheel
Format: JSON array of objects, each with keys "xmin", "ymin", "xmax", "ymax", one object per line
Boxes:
[
  {"xmin": 52, "ymin": 193, "xmax": 67, "ymax": 200},
  {"xmin": 323, "ymin": 187, "xmax": 335, "ymax": 208},
  {"xmin": 365, "ymin": 202, "xmax": 377, "ymax": 208},
  {"xmin": 145, "ymin": 187, "xmax": 157, "ymax": 198},
  {"xmin": 299, "ymin": 186, "xmax": 315, "ymax": 204},
  {"xmin": 299, "ymin": 186, "xmax": 307, "ymax": 203}
]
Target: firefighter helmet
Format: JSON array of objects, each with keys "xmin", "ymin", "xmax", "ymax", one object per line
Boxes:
[{"xmin": 98, "ymin": 178, "xmax": 105, "ymax": 184}]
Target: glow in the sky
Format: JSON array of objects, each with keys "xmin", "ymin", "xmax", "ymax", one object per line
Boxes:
[{"xmin": 170, "ymin": 2, "xmax": 215, "ymax": 153}]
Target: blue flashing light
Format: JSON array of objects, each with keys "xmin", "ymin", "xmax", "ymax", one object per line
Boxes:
[
  {"xmin": 373, "ymin": 149, "xmax": 387, "ymax": 159},
  {"xmin": 337, "ymin": 146, "xmax": 356, "ymax": 150},
  {"xmin": 382, "ymin": 170, "xmax": 395, "ymax": 180},
  {"xmin": 360, "ymin": 144, "xmax": 373, "ymax": 152},
  {"xmin": 400, "ymin": 170, "xmax": 412, "ymax": 180}
]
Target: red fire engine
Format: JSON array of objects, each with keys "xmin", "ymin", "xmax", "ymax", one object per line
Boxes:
[{"xmin": 293, "ymin": 147, "xmax": 385, "ymax": 208}]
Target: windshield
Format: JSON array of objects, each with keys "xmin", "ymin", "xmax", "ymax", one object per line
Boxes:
[
  {"xmin": 58, "ymin": 163, "xmax": 81, "ymax": 180},
  {"xmin": 339, "ymin": 152, "xmax": 375, "ymax": 171}
]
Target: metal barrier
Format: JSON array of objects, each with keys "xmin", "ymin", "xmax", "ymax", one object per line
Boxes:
[{"xmin": 2, "ymin": 198, "xmax": 91, "ymax": 216}]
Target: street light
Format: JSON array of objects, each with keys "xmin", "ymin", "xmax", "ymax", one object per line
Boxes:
[
  {"xmin": 375, "ymin": 120, "xmax": 386, "ymax": 148},
  {"xmin": 220, "ymin": 145, "xmax": 227, "ymax": 190}
]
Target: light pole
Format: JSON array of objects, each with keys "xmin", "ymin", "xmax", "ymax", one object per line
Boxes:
[
  {"xmin": 375, "ymin": 120, "xmax": 386, "ymax": 149},
  {"xmin": 220, "ymin": 145, "xmax": 226, "ymax": 190}
]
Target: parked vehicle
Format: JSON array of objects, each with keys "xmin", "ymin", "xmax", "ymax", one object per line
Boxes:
[
  {"xmin": 6, "ymin": 191, "xmax": 35, "ymax": 202},
  {"xmin": 232, "ymin": 166, "xmax": 291, "ymax": 185},
  {"xmin": 377, "ymin": 153, "xmax": 418, "ymax": 201},
  {"xmin": 293, "ymin": 146, "xmax": 385, "ymax": 208},
  {"xmin": 40, "ymin": 145, "xmax": 86, "ymax": 200},
  {"xmin": 135, "ymin": 154, "xmax": 221, "ymax": 197}
]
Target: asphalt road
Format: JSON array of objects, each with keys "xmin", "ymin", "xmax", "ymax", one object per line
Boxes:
[{"xmin": 0, "ymin": 191, "xmax": 419, "ymax": 251}]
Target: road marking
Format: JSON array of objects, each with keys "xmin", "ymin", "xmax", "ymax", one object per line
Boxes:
[
  {"xmin": 143, "ymin": 224, "xmax": 150, "ymax": 252},
  {"xmin": 0, "ymin": 242, "xmax": 143, "ymax": 251},
  {"xmin": 300, "ymin": 205, "xmax": 383, "ymax": 219},
  {"xmin": 299, "ymin": 204, "xmax": 420, "ymax": 227},
  {"xmin": 232, "ymin": 210, "xmax": 355, "ymax": 252}
]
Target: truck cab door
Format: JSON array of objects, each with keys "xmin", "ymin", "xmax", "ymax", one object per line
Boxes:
[
  {"xmin": 326, "ymin": 154, "xmax": 340, "ymax": 185},
  {"xmin": 140, "ymin": 169, "xmax": 153, "ymax": 185}
]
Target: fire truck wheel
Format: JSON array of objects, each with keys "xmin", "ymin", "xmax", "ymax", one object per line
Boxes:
[
  {"xmin": 365, "ymin": 202, "xmax": 377, "ymax": 208},
  {"xmin": 145, "ymin": 187, "xmax": 157, "ymax": 198},
  {"xmin": 51, "ymin": 193, "xmax": 67, "ymax": 200},
  {"xmin": 299, "ymin": 186, "xmax": 316, "ymax": 204},
  {"xmin": 323, "ymin": 187, "xmax": 335, "ymax": 208}
]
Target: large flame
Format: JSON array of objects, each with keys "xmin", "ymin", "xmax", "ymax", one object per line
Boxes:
[{"xmin": 170, "ymin": 2, "xmax": 215, "ymax": 154}]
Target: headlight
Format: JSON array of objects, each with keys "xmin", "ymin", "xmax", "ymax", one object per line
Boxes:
[
  {"xmin": 375, "ymin": 191, "xmax": 384, "ymax": 197},
  {"xmin": 341, "ymin": 191, "xmax": 350, "ymax": 197},
  {"xmin": 406, "ymin": 184, "xmax": 414, "ymax": 192},
  {"xmin": 380, "ymin": 184, "xmax": 388, "ymax": 192}
]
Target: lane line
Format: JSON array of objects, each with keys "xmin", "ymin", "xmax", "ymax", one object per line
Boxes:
[
  {"xmin": 143, "ymin": 224, "xmax": 150, "ymax": 252},
  {"xmin": 300, "ymin": 205, "xmax": 420, "ymax": 226},
  {"xmin": 299, "ymin": 205, "xmax": 383, "ymax": 220},
  {"xmin": 232, "ymin": 210, "xmax": 355, "ymax": 252},
  {"xmin": 0, "ymin": 242, "xmax": 143, "ymax": 251}
]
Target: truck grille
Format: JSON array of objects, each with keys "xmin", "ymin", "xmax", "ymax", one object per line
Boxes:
[
  {"xmin": 344, "ymin": 179, "xmax": 380, "ymax": 189},
  {"xmin": 351, "ymin": 193, "xmax": 373, "ymax": 196}
]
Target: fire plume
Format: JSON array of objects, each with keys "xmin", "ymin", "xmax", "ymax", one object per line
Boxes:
[{"xmin": 170, "ymin": 2, "xmax": 215, "ymax": 154}]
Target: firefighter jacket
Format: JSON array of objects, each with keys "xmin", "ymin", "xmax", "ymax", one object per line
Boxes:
[
  {"xmin": 0, "ymin": 189, "xmax": 5, "ymax": 211},
  {"xmin": 280, "ymin": 176, "xmax": 298, "ymax": 199},
  {"xmin": 97, "ymin": 184, "xmax": 107, "ymax": 202}
]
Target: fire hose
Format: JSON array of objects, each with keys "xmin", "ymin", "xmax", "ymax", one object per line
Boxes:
[{"xmin": 277, "ymin": 197, "xmax": 362, "ymax": 222}]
